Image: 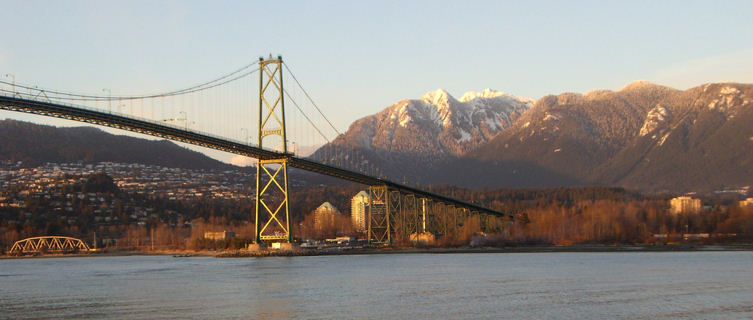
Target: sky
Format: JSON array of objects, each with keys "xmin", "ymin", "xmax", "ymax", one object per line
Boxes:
[{"xmin": 2, "ymin": 0, "xmax": 752, "ymax": 164}]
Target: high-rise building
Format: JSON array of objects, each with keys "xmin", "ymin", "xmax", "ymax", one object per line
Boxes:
[
  {"xmin": 669, "ymin": 196, "xmax": 701, "ymax": 214},
  {"xmin": 351, "ymin": 190, "xmax": 369, "ymax": 231},
  {"xmin": 314, "ymin": 202, "xmax": 340, "ymax": 231}
]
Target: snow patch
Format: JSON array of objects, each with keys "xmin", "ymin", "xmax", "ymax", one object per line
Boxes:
[
  {"xmin": 658, "ymin": 132, "xmax": 671, "ymax": 146},
  {"xmin": 485, "ymin": 115, "xmax": 505, "ymax": 130},
  {"xmin": 397, "ymin": 104, "xmax": 411, "ymax": 127},
  {"xmin": 543, "ymin": 113, "xmax": 560, "ymax": 121},
  {"xmin": 639, "ymin": 104, "xmax": 670, "ymax": 136},
  {"xmin": 459, "ymin": 88, "xmax": 509, "ymax": 101},
  {"xmin": 720, "ymin": 86, "xmax": 740, "ymax": 95},
  {"xmin": 707, "ymin": 86, "xmax": 743, "ymax": 111},
  {"xmin": 457, "ymin": 128, "xmax": 471, "ymax": 142},
  {"xmin": 459, "ymin": 88, "xmax": 535, "ymax": 105},
  {"xmin": 399, "ymin": 114, "xmax": 411, "ymax": 127}
]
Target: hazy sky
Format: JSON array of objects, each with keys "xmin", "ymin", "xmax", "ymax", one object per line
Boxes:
[{"xmin": 2, "ymin": 0, "xmax": 752, "ymax": 162}]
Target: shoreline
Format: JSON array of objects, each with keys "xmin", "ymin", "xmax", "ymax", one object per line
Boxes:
[
  {"xmin": 217, "ymin": 244, "xmax": 753, "ymax": 258},
  {"xmin": 3, "ymin": 244, "xmax": 753, "ymax": 259}
]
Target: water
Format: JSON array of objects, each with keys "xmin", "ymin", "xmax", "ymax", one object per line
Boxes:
[{"xmin": 1, "ymin": 251, "xmax": 752, "ymax": 319}]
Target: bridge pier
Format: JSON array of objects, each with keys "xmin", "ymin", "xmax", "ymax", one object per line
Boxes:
[
  {"xmin": 367, "ymin": 185, "xmax": 390, "ymax": 243},
  {"xmin": 369, "ymin": 188, "xmax": 459, "ymax": 244}
]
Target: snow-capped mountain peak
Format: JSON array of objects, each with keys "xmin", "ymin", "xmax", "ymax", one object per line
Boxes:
[
  {"xmin": 420, "ymin": 88, "xmax": 457, "ymax": 113},
  {"xmin": 459, "ymin": 88, "xmax": 534, "ymax": 105},
  {"xmin": 335, "ymin": 88, "xmax": 532, "ymax": 159}
]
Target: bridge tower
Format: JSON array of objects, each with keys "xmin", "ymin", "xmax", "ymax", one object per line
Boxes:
[{"xmin": 255, "ymin": 56, "xmax": 293, "ymax": 243}]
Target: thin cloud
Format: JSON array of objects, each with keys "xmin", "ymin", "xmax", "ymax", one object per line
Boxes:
[
  {"xmin": 652, "ymin": 48, "xmax": 753, "ymax": 89},
  {"xmin": 230, "ymin": 155, "xmax": 254, "ymax": 167}
]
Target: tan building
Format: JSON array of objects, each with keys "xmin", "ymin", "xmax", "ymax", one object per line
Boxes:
[
  {"xmin": 351, "ymin": 191, "xmax": 369, "ymax": 232},
  {"xmin": 670, "ymin": 196, "xmax": 701, "ymax": 214},
  {"xmin": 739, "ymin": 198, "xmax": 753, "ymax": 207},
  {"xmin": 204, "ymin": 231, "xmax": 235, "ymax": 241},
  {"xmin": 314, "ymin": 202, "xmax": 341, "ymax": 231}
]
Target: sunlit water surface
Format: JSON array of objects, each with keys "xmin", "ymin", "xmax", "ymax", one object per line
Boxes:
[{"xmin": 1, "ymin": 251, "xmax": 752, "ymax": 319}]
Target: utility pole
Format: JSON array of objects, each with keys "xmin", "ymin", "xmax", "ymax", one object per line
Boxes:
[
  {"xmin": 102, "ymin": 88, "xmax": 111, "ymax": 113},
  {"xmin": 179, "ymin": 111, "xmax": 187, "ymax": 130},
  {"xmin": 4, "ymin": 74, "xmax": 15, "ymax": 98},
  {"xmin": 241, "ymin": 128, "xmax": 248, "ymax": 145},
  {"xmin": 422, "ymin": 198, "xmax": 427, "ymax": 233}
]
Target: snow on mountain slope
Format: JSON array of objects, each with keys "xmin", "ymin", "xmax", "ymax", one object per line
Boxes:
[
  {"xmin": 308, "ymin": 88, "xmax": 532, "ymax": 181},
  {"xmin": 355, "ymin": 88, "xmax": 533, "ymax": 157}
]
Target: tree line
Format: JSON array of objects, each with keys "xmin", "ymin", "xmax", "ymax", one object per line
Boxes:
[{"xmin": 3, "ymin": 172, "xmax": 753, "ymax": 253}]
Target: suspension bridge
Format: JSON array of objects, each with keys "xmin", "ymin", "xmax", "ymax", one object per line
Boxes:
[{"xmin": 0, "ymin": 56, "xmax": 510, "ymax": 244}]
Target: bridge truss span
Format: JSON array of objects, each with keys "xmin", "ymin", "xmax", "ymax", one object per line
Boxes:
[{"xmin": 10, "ymin": 236, "xmax": 91, "ymax": 254}]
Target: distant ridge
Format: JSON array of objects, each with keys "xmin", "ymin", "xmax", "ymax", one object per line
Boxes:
[{"xmin": 0, "ymin": 119, "xmax": 233, "ymax": 170}]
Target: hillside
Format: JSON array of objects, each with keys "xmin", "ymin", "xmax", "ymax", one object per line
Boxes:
[{"xmin": 0, "ymin": 119, "xmax": 233, "ymax": 170}]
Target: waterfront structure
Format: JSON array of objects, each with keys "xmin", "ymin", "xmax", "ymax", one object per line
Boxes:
[
  {"xmin": 670, "ymin": 196, "xmax": 701, "ymax": 214},
  {"xmin": 351, "ymin": 190, "xmax": 369, "ymax": 232},
  {"xmin": 204, "ymin": 231, "xmax": 235, "ymax": 241},
  {"xmin": 314, "ymin": 202, "xmax": 341, "ymax": 231}
]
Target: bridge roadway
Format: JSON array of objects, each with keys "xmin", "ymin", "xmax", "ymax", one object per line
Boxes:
[{"xmin": 0, "ymin": 95, "xmax": 509, "ymax": 217}]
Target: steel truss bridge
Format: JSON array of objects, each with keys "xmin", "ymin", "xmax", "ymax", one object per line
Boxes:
[
  {"xmin": 9, "ymin": 236, "xmax": 91, "ymax": 255},
  {"xmin": 0, "ymin": 56, "xmax": 511, "ymax": 244}
]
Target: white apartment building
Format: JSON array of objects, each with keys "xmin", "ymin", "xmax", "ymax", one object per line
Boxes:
[
  {"xmin": 670, "ymin": 196, "xmax": 701, "ymax": 214},
  {"xmin": 351, "ymin": 191, "xmax": 369, "ymax": 232}
]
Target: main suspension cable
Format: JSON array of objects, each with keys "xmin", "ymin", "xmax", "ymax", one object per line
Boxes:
[
  {"xmin": 282, "ymin": 61, "xmax": 342, "ymax": 137},
  {"xmin": 0, "ymin": 61, "xmax": 260, "ymax": 101},
  {"xmin": 284, "ymin": 89, "xmax": 330, "ymax": 143}
]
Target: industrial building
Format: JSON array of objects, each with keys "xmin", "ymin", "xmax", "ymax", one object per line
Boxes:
[{"xmin": 204, "ymin": 231, "xmax": 236, "ymax": 241}]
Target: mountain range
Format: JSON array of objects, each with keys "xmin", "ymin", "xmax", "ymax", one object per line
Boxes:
[{"xmin": 314, "ymin": 82, "xmax": 753, "ymax": 193}]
